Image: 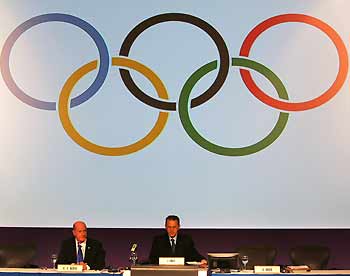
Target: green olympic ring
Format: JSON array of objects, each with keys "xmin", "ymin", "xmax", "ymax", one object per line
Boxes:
[{"xmin": 178, "ymin": 57, "xmax": 289, "ymax": 156}]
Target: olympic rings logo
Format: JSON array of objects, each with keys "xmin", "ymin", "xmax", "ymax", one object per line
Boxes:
[{"xmin": 1, "ymin": 13, "xmax": 348, "ymax": 156}]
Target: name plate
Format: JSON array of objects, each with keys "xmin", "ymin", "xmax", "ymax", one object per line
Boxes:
[
  {"xmin": 254, "ymin": 266, "xmax": 280, "ymax": 274},
  {"xmin": 123, "ymin": 271, "xmax": 131, "ymax": 276},
  {"xmin": 159, "ymin": 257, "xmax": 185, "ymax": 265},
  {"xmin": 57, "ymin": 264, "xmax": 84, "ymax": 272}
]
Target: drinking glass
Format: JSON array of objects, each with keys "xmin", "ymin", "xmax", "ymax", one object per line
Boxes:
[
  {"xmin": 240, "ymin": 255, "xmax": 249, "ymax": 271},
  {"xmin": 51, "ymin": 254, "xmax": 57, "ymax": 269}
]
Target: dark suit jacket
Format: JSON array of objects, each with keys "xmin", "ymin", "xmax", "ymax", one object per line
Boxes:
[
  {"xmin": 148, "ymin": 233, "xmax": 205, "ymax": 264},
  {"xmin": 57, "ymin": 237, "xmax": 105, "ymax": 270}
]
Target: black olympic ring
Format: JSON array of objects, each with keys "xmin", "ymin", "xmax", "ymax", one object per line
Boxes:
[{"xmin": 119, "ymin": 13, "xmax": 230, "ymax": 111}]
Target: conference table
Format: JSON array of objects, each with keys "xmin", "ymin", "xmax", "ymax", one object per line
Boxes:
[
  {"xmin": 1, "ymin": 268, "xmax": 350, "ymax": 276},
  {"xmin": 212, "ymin": 271, "xmax": 350, "ymax": 276},
  {"xmin": 0, "ymin": 269, "xmax": 123, "ymax": 276}
]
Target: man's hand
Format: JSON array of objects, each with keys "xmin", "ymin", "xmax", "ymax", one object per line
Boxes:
[
  {"xmin": 77, "ymin": 262, "xmax": 88, "ymax": 270},
  {"xmin": 200, "ymin": 259, "xmax": 208, "ymax": 267}
]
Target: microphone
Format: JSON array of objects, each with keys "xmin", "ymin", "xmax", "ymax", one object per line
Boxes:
[{"xmin": 130, "ymin": 243, "xmax": 138, "ymax": 265}]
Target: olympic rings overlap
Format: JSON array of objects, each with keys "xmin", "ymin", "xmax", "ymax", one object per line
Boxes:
[
  {"xmin": 178, "ymin": 57, "xmax": 289, "ymax": 156},
  {"xmin": 58, "ymin": 57, "xmax": 169, "ymax": 156},
  {"xmin": 119, "ymin": 13, "xmax": 230, "ymax": 111},
  {"xmin": 1, "ymin": 12, "xmax": 348, "ymax": 156},
  {"xmin": 239, "ymin": 14, "xmax": 348, "ymax": 111}
]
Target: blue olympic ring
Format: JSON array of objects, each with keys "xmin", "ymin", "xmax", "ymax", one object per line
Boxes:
[{"xmin": 0, "ymin": 13, "xmax": 109, "ymax": 110}]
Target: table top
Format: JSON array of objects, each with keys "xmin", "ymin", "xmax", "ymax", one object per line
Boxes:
[
  {"xmin": 131, "ymin": 265, "xmax": 207, "ymax": 271},
  {"xmin": 1, "ymin": 268, "xmax": 350, "ymax": 275},
  {"xmin": 212, "ymin": 271, "xmax": 350, "ymax": 275},
  {"xmin": 0, "ymin": 269, "xmax": 122, "ymax": 275}
]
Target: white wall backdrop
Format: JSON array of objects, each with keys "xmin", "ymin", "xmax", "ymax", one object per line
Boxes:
[{"xmin": 0, "ymin": 0, "xmax": 349, "ymax": 228}]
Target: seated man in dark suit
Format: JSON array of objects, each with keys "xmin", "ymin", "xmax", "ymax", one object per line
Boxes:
[
  {"xmin": 57, "ymin": 220, "xmax": 105, "ymax": 270},
  {"xmin": 148, "ymin": 215, "xmax": 207, "ymax": 265}
]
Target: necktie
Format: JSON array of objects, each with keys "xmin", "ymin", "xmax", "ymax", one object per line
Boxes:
[
  {"xmin": 77, "ymin": 244, "xmax": 84, "ymax": 263},
  {"xmin": 171, "ymin": 238, "xmax": 176, "ymax": 254}
]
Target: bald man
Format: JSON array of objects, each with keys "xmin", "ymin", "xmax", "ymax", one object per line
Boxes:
[{"xmin": 57, "ymin": 221, "xmax": 105, "ymax": 270}]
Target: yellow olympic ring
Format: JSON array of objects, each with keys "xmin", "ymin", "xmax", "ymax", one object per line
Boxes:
[{"xmin": 58, "ymin": 57, "xmax": 169, "ymax": 156}]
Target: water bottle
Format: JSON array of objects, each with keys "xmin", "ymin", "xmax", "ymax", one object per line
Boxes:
[{"xmin": 51, "ymin": 254, "xmax": 57, "ymax": 269}]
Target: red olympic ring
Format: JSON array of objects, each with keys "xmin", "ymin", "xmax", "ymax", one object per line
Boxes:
[{"xmin": 239, "ymin": 14, "xmax": 349, "ymax": 111}]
